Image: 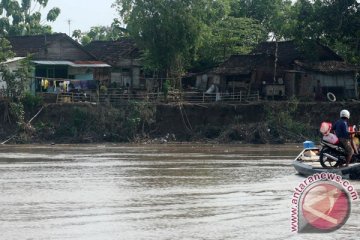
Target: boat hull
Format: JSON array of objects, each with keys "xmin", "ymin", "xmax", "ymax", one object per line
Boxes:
[{"xmin": 293, "ymin": 147, "xmax": 360, "ymax": 180}]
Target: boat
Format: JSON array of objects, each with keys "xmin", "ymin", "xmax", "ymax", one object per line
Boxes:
[{"xmin": 293, "ymin": 147, "xmax": 360, "ymax": 180}]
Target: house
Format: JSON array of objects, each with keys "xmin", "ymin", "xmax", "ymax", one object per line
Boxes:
[
  {"xmin": 251, "ymin": 40, "xmax": 357, "ymax": 100},
  {"xmin": 190, "ymin": 53, "xmax": 277, "ymax": 97},
  {"xmin": 6, "ymin": 33, "xmax": 111, "ymax": 95},
  {"xmin": 192, "ymin": 40, "xmax": 358, "ymax": 100},
  {"xmin": 211, "ymin": 54, "xmax": 272, "ymax": 94},
  {"xmin": 84, "ymin": 39, "xmax": 147, "ymax": 90}
]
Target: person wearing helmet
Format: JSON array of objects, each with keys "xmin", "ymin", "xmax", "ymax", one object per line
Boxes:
[{"xmin": 332, "ymin": 109, "xmax": 353, "ymax": 166}]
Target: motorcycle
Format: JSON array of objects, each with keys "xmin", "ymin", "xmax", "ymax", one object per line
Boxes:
[{"xmin": 319, "ymin": 122, "xmax": 360, "ymax": 168}]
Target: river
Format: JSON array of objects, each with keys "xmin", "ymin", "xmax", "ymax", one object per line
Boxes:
[{"xmin": 0, "ymin": 144, "xmax": 359, "ymax": 240}]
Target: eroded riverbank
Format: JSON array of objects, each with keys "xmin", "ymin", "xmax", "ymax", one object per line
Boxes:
[{"xmin": 1, "ymin": 100, "xmax": 359, "ymax": 144}]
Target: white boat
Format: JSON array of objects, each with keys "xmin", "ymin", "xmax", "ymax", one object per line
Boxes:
[{"xmin": 293, "ymin": 147, "xmax": 360, "ymax": 180}]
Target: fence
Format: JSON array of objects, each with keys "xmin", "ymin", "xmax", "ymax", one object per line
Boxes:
[{"xmin": 41, "ymin": 89, "xmax": 260, "ymax": 104}]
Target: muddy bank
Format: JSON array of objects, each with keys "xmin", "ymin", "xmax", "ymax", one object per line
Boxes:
[
  {"xmin": 155, "ymin": 101, "xmax": 358, "ymax": 143},
  {"xmin": 0, "ymin": 100, "xmax": 359, "ymax": 144}
]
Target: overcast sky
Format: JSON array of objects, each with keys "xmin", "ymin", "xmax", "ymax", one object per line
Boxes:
[{"xmin": 43, "ymin": 0, "xmax": 118, "ymax": 34}]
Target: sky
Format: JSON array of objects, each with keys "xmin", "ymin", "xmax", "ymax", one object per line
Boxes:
[{"xmin": 43, "ymin": 0, "xmax": 118, "ymax": 34}]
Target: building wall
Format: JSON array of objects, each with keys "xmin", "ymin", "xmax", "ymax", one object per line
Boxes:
[
  {"xmin": 109, "ymin": 58, "xmax": 142, "ymax": 89},
  {"xmin": 283, "ymin": 71, "xmax": 296, "ymax": 97},
  {"xmin": 284, "ymin": 70, "xmax": 356, "ymax": 99},
  {"xmin": 132, "ymin": 68, "xmax": 141, "ymax": 88},
  {"xmin": 111, "ymin": 71, "xmax": 131, "ymax": 87},
  {"xmin": 110, "ymin": 66, "xmax": 141, "ymax": 88},
  {"xmin": 311, "ymin": 72, "xmax": 356, "ymax": 98},
  {"xmin": 195, "ymin": 74, "xmax": 221, "ymax": 91},
  {"xmin": 69, "ymin": 67, "xmax": 93, "ymax": 80},
  {"xmin": 196, "ymin": 74, "xmax": 209, "ymax": 90}
]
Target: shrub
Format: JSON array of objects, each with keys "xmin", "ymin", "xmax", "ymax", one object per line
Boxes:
[{"xmin": 21, "ymin": 92, "xmax": 43, "ymax": 111}]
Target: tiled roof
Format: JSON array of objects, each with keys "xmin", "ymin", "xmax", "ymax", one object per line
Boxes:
[
  {"xmin": 212, "ymin": 54, "xmax": 268, "ymax": 75},
  {"xmin": 251, "ymin": 40, "xmax": 343, "ymax": 66},
  {"xmin": 7, "ymin": 33, "xmax": 96, "ymax": 60},
  {"xmin": 84, "ymin": 39, "xmax": 141, "ymax": 66},
  {"xmin": 294, "ymin": 60, "xmax": 357, "ymax": 73}
]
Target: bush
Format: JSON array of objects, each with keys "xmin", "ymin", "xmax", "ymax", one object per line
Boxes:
[{"xmin": 21, "ymin": 92, "xmax": 43, "ymax": 111}]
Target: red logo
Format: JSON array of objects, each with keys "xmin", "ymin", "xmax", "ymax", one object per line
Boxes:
[{"xmin": 301, "ymin": 183, "xmax": 351, "ymax": 232}]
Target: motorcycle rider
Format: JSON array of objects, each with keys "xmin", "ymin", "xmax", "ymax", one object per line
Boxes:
[{"xmin": 332, "ymin": 109, "xmax": 353, "ymax": 167}]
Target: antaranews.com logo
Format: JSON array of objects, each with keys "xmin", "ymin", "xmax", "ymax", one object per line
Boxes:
[{"xmin": 291, "ymin": 173, "xmax": 358, "ymax": 233}]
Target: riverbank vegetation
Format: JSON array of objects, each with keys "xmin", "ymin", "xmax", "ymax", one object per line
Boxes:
[{"xmin": 2, "ymin": 99, "xmax": 354, "ymax": 145}]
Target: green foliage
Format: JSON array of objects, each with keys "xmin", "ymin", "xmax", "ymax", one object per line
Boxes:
[
  {"xmin": 264, "ymin": 98, "xmax": 314, "ymax": 141},
  {"xmin": 9, "ymin": 102, "xmax": 25, "ymax": 127},
  {"xmin": 286, "ymin": 0, "xmax": 360, "ymax": 64},
  {"xmin": 0, "ymin": 37, "xmax": 14, "ymax": 62},
  {"xmin": 21, "ymin": 92, "xmax": 43, "ymax": 111},
  {"xmin": 112, "ymin": 0, "xmax": 360, "ymax": 71},
  {"xmin": 114, "ymin": 0, "xmax": 215, "ymax": 78},
  {"xmin": 0, "ymin": 0, "xmax": 60, "ymax": 36},
  {"xmin": 125, "ymin": 101, "xmax": 156, "ymax": 137},
  {"xmin": 0, "ymin": 56, "xmax": 34, "ymax": 100},
  {"xmin": 49, "ymin": 103, "xmax": 156, "ymax": 142},
  {"xmin": 72, "ymin": 107, "xmax": 88, "ymax": 131},
  {"xmin": 229, "ymin": 0, "xmax": 293, "ymax": 39},
  {"xmin": 54, "ymin": 107, "xmax": 93, "ymax": 139},
  {"xmin": 72, "ymin": 20, "xmax": 128, "ymax": 45},
  {"xmin": 46, "ymin": 7, "xmax": 60, "ymax": 22},
  {"xmin": 195, "ymin": 16, "xmax": 267, "ymax": 68}
]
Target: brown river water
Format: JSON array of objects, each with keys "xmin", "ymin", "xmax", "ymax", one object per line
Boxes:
[{"xmin": 0, "ymin": 143, "xmax": 359, "ymax": 240}]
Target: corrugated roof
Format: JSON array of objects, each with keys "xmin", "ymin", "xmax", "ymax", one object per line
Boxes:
[
  {"xmin": 72, "ymin": 61, "xmax": 111, "ymax": 67},
  {"xmin": 32, "ymin": 60, "xmax": 110, "ymax": 68},
  {"xmin": 1, "ymin": 57, "xmax": 26, "ymax": 64}
]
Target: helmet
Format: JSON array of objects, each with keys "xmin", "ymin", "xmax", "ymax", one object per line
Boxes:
[{"xmin": 340, "ymin": 109, "xmax": 350, "ymax": 119}]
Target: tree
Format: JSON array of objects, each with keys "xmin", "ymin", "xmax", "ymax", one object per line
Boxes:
[
  {"xmin": 0, "ymin": 56, "xmax": 34, "ymax": 100},
  {"xmin": 229, "ymin": 0, "xmax": 293, "ymax": 82},
  {"xmin": 72, "ymin": 19, "xmax": 128, "ymax": 45},
  {"xmin": 229, "ymin": 0, "xmax": 293, "ymax": 38},
  {"xmin": 113, "ymin": 0, "xmax": 228, "ymax": 80},
  {"xmin": 0, "ymin": 37, "xmax": 15, "ymax": 95},
  {"xmin": 0, "ymin": 27, "xmax": 33, "ymax": 102},
  {"xmin": 0, "ymin": 55, "xmax": 33, "ymax": 128},
  {"xmin": 314, "ymin": 0, "xmax": 360, "ymax": 63},
  {"xmin": 0, "ymin": 0, "xmax": 60, "ymax": 36},
  {"xmin": 287, "ymin": 0, "xmax": 360, "ymax": 63},
  {"xmin": 0, "ymin": 37, "xmax": 14, "ymax": 62},
  {"xmin": 195, "ymin": 16, "xmax": 267, "ymax": 70}
]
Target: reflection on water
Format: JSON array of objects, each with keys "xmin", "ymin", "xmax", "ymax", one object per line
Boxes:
[{"xmin": 0, "ymin": 144, "xmax": 359, "ymax": 240}]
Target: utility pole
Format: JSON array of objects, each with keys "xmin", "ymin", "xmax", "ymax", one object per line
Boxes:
[{"xmin": 67, "ymin": 19, "xmax": 72, "ymax": 36}]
